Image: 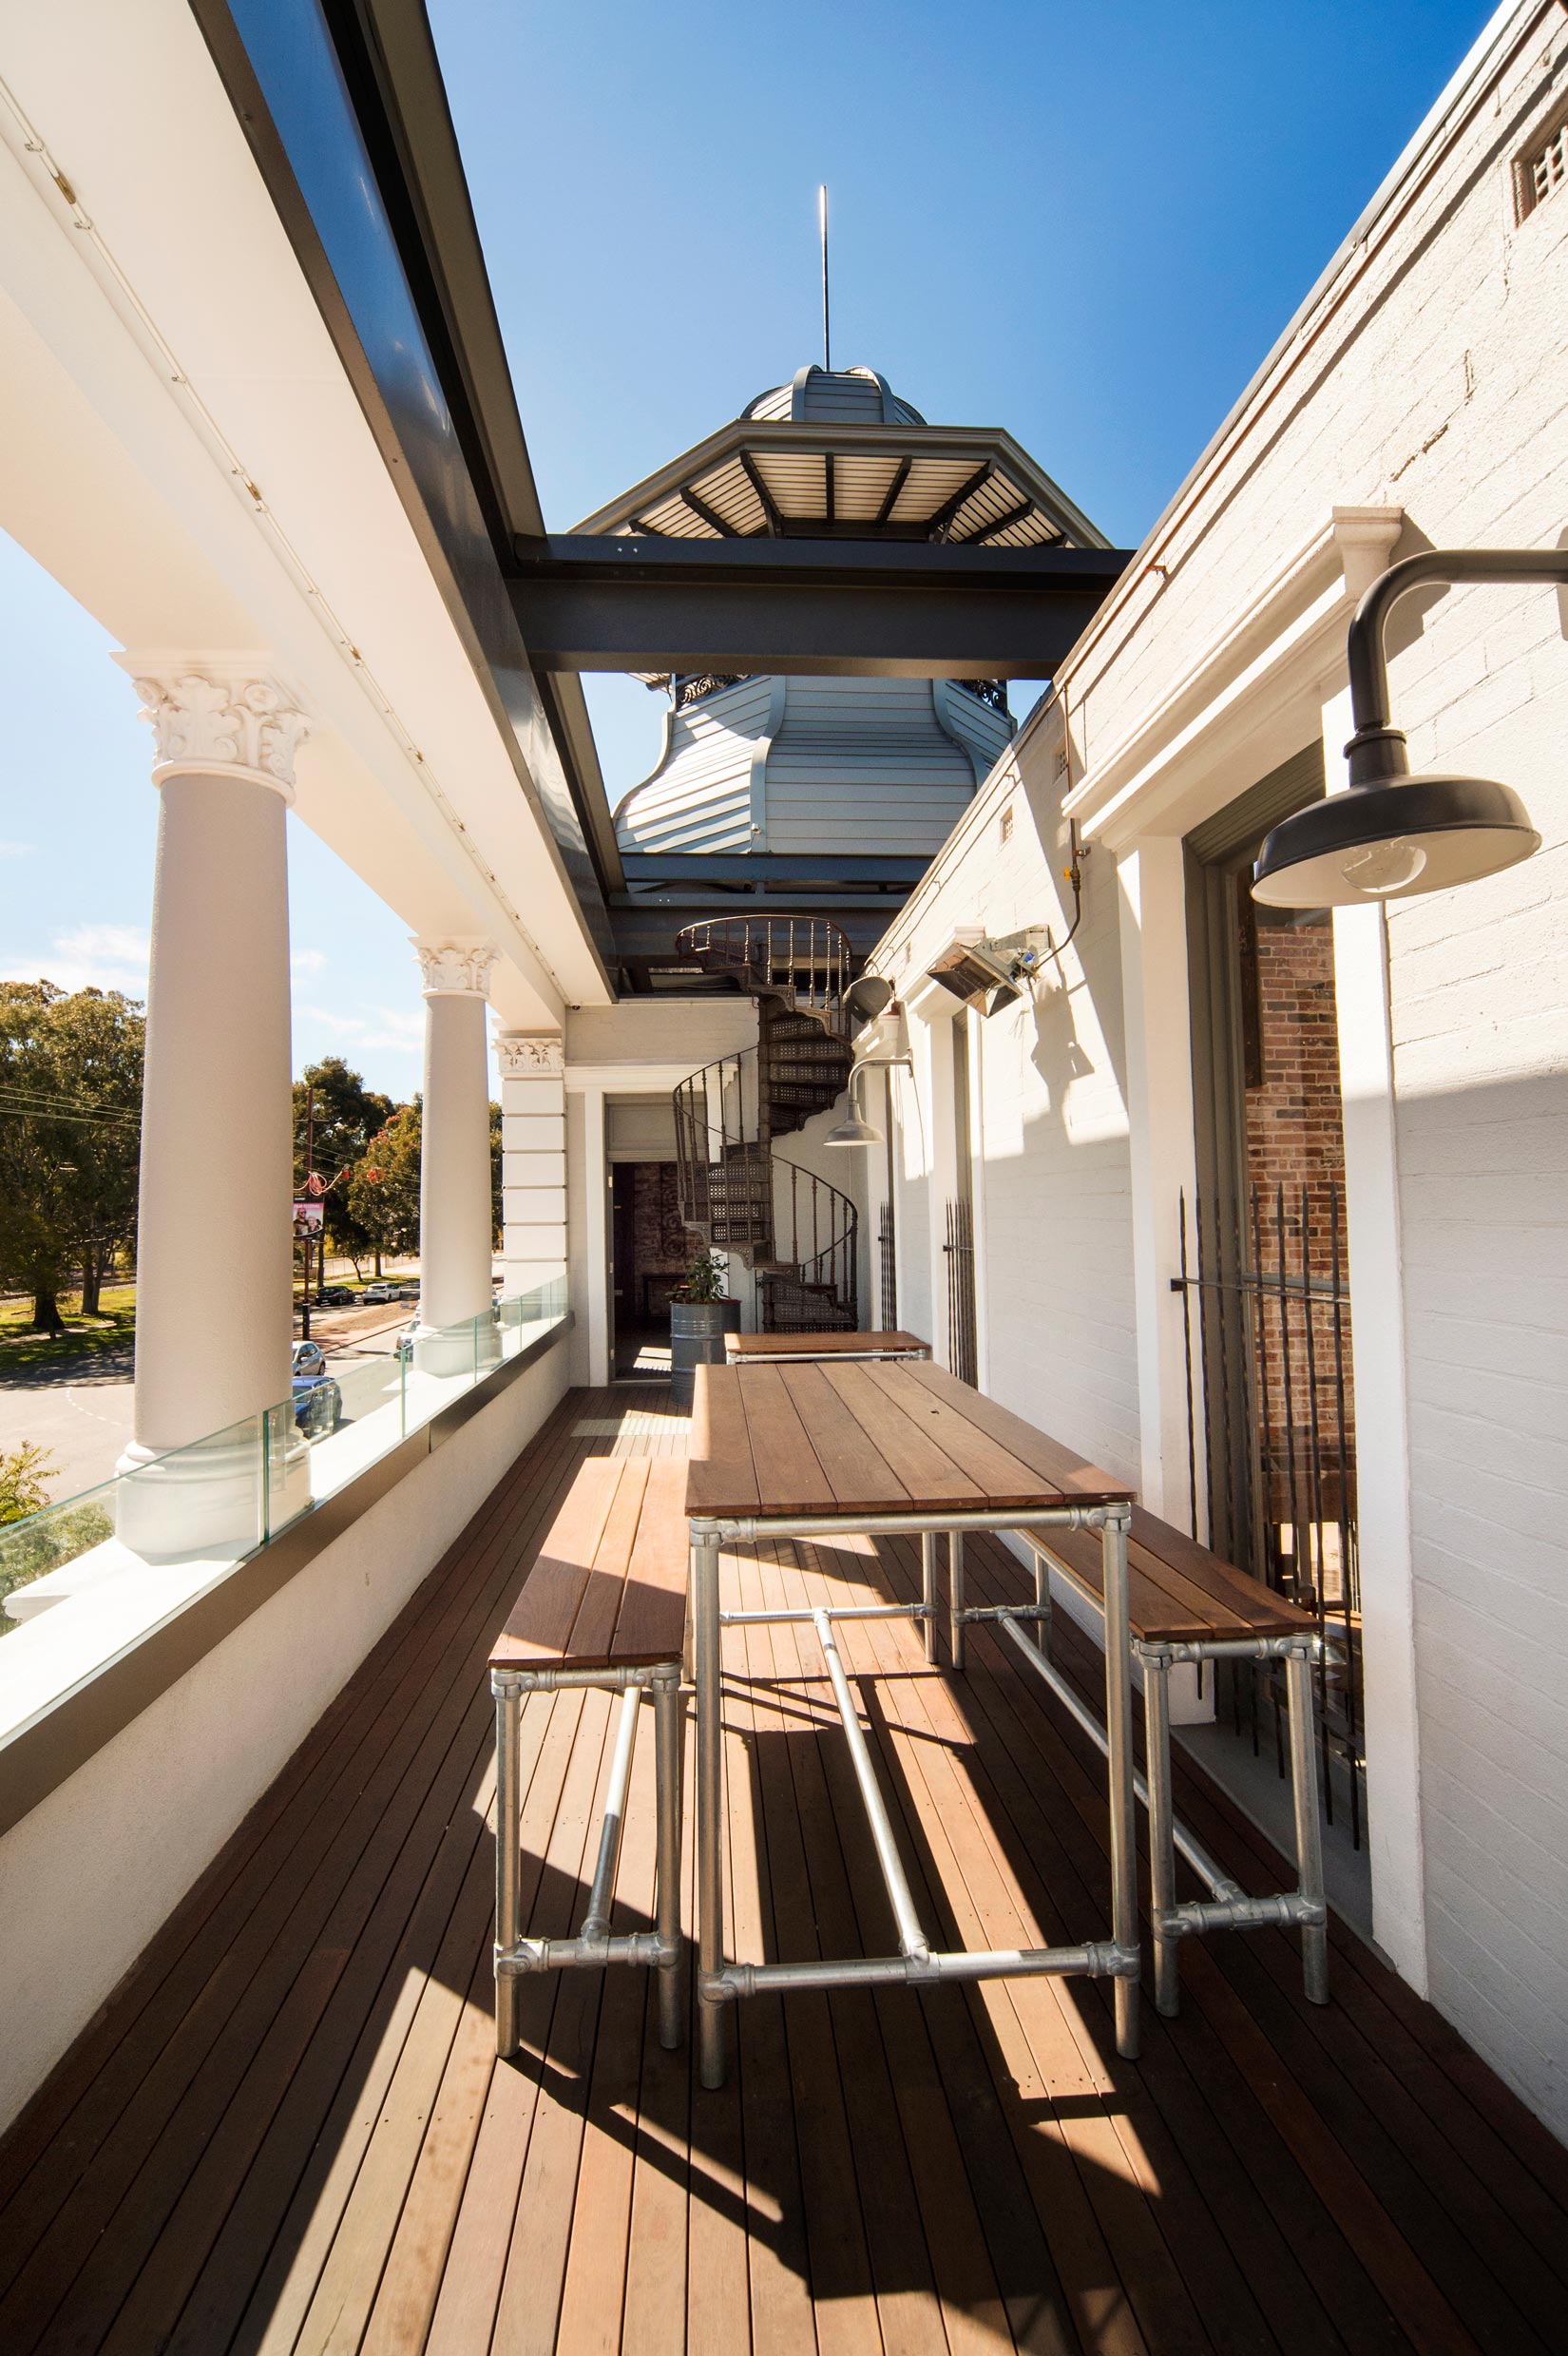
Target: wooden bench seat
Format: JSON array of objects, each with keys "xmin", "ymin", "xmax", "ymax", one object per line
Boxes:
[
  {"xmin": 490, "ymin": 1454, "xmax": 688, "ymax": 1676},
  {"xmin": 1027, "ymin": 1504, "xmax": 1318, "ymax": 1648},
  {"xmin": 1015, "ymin": 1496, "xmax": 1328, "ymax": 2017},
  {"xmin": 489, "ymin": 1454, "xmax": 688, "ymax": 2059}
]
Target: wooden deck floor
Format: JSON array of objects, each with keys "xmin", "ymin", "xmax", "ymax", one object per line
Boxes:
[{"xmin": 2, "ymin": 1384, "xmax": 1566, "ymax": 2353}]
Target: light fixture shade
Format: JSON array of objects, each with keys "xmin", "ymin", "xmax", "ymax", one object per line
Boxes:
[
  {"xmin": 844, "ymin": 973, "xmax": 894, "ymax": 1027},
  {"xmin": 1252, "ymin": 775, "xmax": 1540, "ymax": 909},
  {"xmin": 825, "ymin": 1110, "xmax": 884, "ymax": 1148}
]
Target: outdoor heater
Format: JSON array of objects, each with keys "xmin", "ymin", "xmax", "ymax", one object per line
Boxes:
[
  {"xmin": 1252, "ymin": 546, "xmax": 1565, "ymax": 907},
  {"xmin": 924, "ymin": 926, "xmax": 1053, "ymax": 1016}
]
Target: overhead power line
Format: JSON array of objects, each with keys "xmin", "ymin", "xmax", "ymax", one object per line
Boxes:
[{"xmin": 0, "ymin": 1086, "xmax": 142, "ymax": 1131}]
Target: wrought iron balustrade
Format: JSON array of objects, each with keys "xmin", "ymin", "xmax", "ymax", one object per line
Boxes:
[
  {"xmin": 672, "ymin": 913, "xmax": 859, "ymax": 1331},
  {"xmin": 1174, "ymin": 1179, "xmax": 1363, "ymax": 1840},
  {"xmin": 955, "ymin": 678, "xmax": 1011, "ymax": 716},
  {"xmin": 944, "ymin": 1197, "xmax": 978, "ymax": 1385}
]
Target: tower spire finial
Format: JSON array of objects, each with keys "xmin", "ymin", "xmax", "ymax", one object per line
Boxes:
[{"xmin": 818, "ymin": 183, "xmax": 831, "ymax": 374}]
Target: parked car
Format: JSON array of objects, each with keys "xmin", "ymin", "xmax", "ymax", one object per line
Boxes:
[
  {"xmin": 291, "ymin": 1338, "xmax": 342, "ymax": 1438},
  {"xmin": 362, "ymin": 1283, "xmax": 394, "ymax": 1304},
  {"xmin": 316, "ymin": 1286, "xmax": 355, "ymax": 1308}
]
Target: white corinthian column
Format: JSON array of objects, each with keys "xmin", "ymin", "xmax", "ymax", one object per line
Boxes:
[
  {"xmin": 411, "ymin": 939, "xmax": 498, "ymax": 1374},
  {"xmin": 114, "ymin": 655, "xmax": 310, "ymax": 1556}
]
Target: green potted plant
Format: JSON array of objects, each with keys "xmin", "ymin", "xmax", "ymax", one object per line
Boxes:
[{"xmin": 669, "ymin": 1247, "xmax": 739, "ymax": 1408}]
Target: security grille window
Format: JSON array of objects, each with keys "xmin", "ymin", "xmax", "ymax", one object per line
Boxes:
[{"xmin": 1518, "ymin": 112, "xmax": 1568, "ymax": 219}]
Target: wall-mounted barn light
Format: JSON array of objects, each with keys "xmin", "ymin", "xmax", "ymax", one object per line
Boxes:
[
  {"xmin": 824, "ymin": 1051, "xmax": 912, "ymax": 1148},
  {"xmin": 1252, "ymin": 546, "xmax": 1564, "ymax": 907}
]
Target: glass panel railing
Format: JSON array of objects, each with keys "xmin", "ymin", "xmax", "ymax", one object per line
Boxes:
[
  {"xmin": 1, "ymin": 1469, "xmax": 121, "ymax": 1632},
  {"xmin": 0, "ymin": 1279, "xmax": 565, "ymax": 1740}
]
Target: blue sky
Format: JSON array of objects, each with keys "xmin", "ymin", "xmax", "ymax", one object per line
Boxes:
[{"xmin": 0, "ymin": 0, "xmax": 1488, "ymax": 1095}]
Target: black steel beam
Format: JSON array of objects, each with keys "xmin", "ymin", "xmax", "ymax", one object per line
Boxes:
[
  {"xmin": 679, "ymin": 484, "xmax": 739, "ymax": 536},
  {"xmin": 959, "ymin": 495, "xmax": 1039, "ymax": 546},
  {"xmin": 619, "ymin": 852, "xmax": 927, "ymax": 890},
  {"xmin": 611, "ymin": 910, "xmax": 902, "ymax": 962},
  {"xmin": 737, "ymin": 449, "xmax": 782, "ymax": 534},
  {"xmin": 874, "ymin": 456, "xmax": 912, "ymax": 527},
  {"xmin": 926, "ymin": 462, "xmax": 994, "ymax": 539},
  {"xmin": 508, "ymin": 534, "xmax": 1131, "ymax": 679}
]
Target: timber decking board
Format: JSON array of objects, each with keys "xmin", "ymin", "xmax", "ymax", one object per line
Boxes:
[{"xmin": 1, "ymin": 1383, "xmax": 1563, "ymax": 2352}]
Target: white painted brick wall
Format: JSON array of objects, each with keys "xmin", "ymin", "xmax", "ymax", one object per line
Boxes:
[
  {"xmin": 870, "ymin": 1, "xmax": 1568, "ymax": 2135},
  {"xmin": 564, "ymin": 999, "xmax": 755, "ymax": 1069},
  {"xmin": 877, "ymin": 746, "xmax": 1141, "ymax": 1488}
]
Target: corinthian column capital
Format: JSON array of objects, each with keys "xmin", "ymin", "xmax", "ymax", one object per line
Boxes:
[
  {"xmin": 114, "ymin": 652, "xmax": 312, "ymax": 800},
  {"xmin": 495, "ymin": 1031, "xmax": 564, "ymax": 1078},
  {"xmin": 412, "ymin": 937, "xmax": 498, "ymax": 999}
]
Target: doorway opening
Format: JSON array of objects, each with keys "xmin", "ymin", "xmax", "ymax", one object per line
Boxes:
[
  {"xmin": 1184, "ymin": 747, "xmax": 1365, "ymax": 1848},
  {"xmin": 610, "ymin": 1159, "xmax": 698, "ymax": 1381}
]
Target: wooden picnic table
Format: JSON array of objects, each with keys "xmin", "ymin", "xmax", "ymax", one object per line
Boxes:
[
  {"xmin": 685, "ymin": 1355, "xmax": 1140, "ymax": 2086},
  {"xmin": 722, "ymin": 1328, "xmax": 930, "ymax": 1362}
]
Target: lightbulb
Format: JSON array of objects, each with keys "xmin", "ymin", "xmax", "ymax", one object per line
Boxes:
[{"xmin": 1338, "ymin": 836, "xmax": 1427, "ymax": 896}]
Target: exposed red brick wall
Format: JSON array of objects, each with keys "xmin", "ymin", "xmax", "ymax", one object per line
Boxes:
[
  {"xmin": 1242, "ymin": 914, "xmax": 1354, "ymax": 1528},
  {"xmin": 1244, "ymin": 919, "xmax": 1346, "ymax": 1212},
  {"xmin": 632, "ymin": 1163, "xmax": 699, "ymax": 1275}
]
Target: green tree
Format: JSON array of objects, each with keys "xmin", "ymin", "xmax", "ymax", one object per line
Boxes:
[
  {"xmin": 346, "ymin": 1096, "xmax": 422, "ymax": 1268},
  {"xmin": 338, "ymin": 1096, "xmax": 504, "ymax": 1276},
  {"xmin": 0, "ymin": 1440, "xmax": 113, "ymax": 1632},
  {"xmin": 292, "ymin": 1057, "xmax": 393, "ymax": 1278},
  {"xmin": 0, "ymin": 982, "xmax": 144, "ymax": 1331}
]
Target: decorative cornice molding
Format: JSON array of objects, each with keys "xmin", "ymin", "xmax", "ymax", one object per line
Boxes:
[
  {"xmin": 496, "ymin": 1032, "xmax": 565, "ymax": 1077},
  {"xmin": 114, "ymin": 652, "xmax": 311, "ymax": 800},
  {"xmin": 1064, "ymin": 506, "xmax": 1405, "ymax": 847},
  {"xmin": 412, "ymin": 939, "xmax": 498, "ymax": 1000}
]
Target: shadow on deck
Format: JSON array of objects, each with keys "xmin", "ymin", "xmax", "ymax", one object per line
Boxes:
[{"xmin": 1, "ymin": 1383, "xmax": 1565, "ymax": 2353}]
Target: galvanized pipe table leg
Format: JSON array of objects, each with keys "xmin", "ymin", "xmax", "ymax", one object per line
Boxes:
[
  {"xmin": 1032, "ymin": 1543, "xmax": 1052, "ymax": 1650},
  {"xmin": 654, "ymin": 1671, "xmax": 685, "ymax": 2049},
  {"xmin": 948, "ymin": 1530, "xmax": 966, "ymax": 1671},
  {"xmin": 694, "ymin": 1525, "xmax": 728, "ymax": 2087},
  {"xmin": 1143, "ymin": 1652, "xmax": 1180, "ymax": 2017},
  {"xmin": 1286, "ymin": 1643, "xmax": 1330, "ymax": 2003},
  {"xmin": 580, "ymin": 1682, "xmax": 642, "ymax": 1941},
  {"xmin": 921, "ymin": 1532, "xmax": 939, "ymax": 1665},
  {"xmin": 1102, "ymin": 1506, "xmax": 1140, "ymax": 2057},
  {"xmin": 494, "ymin": 1677, "xmax": 521, "ymax": 2058}
]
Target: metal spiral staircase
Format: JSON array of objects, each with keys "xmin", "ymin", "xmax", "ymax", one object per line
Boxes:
[{"xmin": 672, "ymin": 916, "xmax": 860, "ymax": 1332}]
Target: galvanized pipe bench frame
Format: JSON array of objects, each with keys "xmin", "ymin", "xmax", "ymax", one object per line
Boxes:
[
  {"xmin": 690, "ymin": 1500, "xmax": 1141, "ymax": 2092},
  {"xmin": 1007, "ymin": 1532, "xmax": 1329, "ymax": 2015},
  {"xmin": 491, "ymin": 1657, "xmax": 685, "ymax": 2058}
]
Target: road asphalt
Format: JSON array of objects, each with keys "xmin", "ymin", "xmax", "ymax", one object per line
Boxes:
[{"xmin": 0, "ymin": 1299, "xmax": 413, "ymax": 1504}]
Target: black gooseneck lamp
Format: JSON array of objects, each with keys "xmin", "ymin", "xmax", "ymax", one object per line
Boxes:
[{"xmin": 1252, "ymin": 547, "xmax": 1565, "ymax": 907}]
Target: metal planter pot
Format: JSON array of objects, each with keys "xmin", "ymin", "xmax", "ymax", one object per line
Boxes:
[{"xmin": 670, "ymin": 1299, "xmax": 740, "ymax": 1410}]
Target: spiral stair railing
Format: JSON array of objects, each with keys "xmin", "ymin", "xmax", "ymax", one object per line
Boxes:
[{"xmin": 672, "ymin": 915, "xmax": 860, "ymax": 1331}]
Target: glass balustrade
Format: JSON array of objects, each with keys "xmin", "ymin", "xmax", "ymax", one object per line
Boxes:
[{"xmin": 0, "ymin": 1278, "xmax": 567, "ymax": 1743}]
